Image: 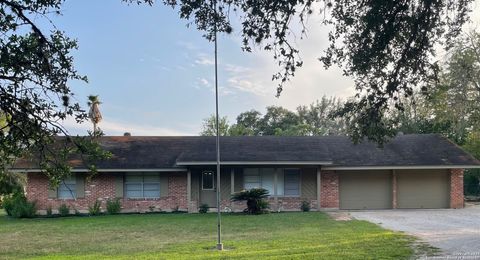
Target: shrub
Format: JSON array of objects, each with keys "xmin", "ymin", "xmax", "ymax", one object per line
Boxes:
[
  {"xmin": 301, "ymin": 200, "xmax": 311, "ymax": 212},
  {"xmin": 199, "ymin": 203, "xmax": 209, "ymax": 213},
  {"xmin": 46, "ymin": 207, "xmax": 53, "ymax": 217},
  {"xmin": 58, "ymin": 204, "xmax": 70, "ymax": 217},
  {"xmin": 106, "ymin": 199, "xmax": 121, "ymax": 214},
  {"xmin": 88, "ymin": 200, "xmax": 102, "ymax": 216},
  {"xmin": 464, "ymin": 169, "xmax": 480, "ymax": 196},
  {"xmin": 231, "ymin": 188, "xmax": 269, "ymax": 214},
  {"xmin": 172, "ymin": 205, "xmax": 180, "ymax": 213},
  {"xmin": 3, "ymin": 192, "xmax": 36, "ymax": 218}
]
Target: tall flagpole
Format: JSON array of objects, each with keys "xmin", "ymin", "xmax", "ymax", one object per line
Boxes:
[{"xmin": 213, "ymin": 0, "xmax": 223, "ymax": 251}]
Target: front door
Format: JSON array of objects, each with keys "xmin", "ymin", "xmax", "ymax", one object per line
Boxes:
[{"xmin": 200, "ymin": 171, "xmax": 216, "ymax": 207}]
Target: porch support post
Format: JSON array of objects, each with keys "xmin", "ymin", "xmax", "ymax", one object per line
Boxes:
[
  {"xmin": 392, "ymin": 170, "xmax": 397, "ymax": 209},
  {"xmin": 230, "ymin": 168, "xmax": 235, "ymax": 211},
  {"xmin": 274, "ymin": 168, "xmax": 278, "ymax": 211},
  {"xmin": 317, "ymin": 167, "xmax": 321, "ymax": 211},
  {"xmin": 187, "ymin": 169, "xmax": 192, "ymax": 212}
]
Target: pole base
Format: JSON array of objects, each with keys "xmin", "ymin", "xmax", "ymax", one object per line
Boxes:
[{"xmin": 216, "ymin": 243, "xmax": 224, "ymax": 250}]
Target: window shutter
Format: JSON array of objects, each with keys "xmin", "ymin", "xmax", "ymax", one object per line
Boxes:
[
  {"xmin": 115, "ymin": 174, "xmax": 124, "ymax": 198},
  {"xmin": 76, "ymin": 175, "xmax": 85, "ymax": 198},
  {"xmin": 48, "ymin": 185, "xmax": 57, "ymax": 199},
  {"xmin": 159, "ymin": 175, "xmax": 169, "ymax": 197}
]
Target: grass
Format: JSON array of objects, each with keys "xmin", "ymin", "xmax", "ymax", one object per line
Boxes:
[{"xmin": 0, "ymin": 209, "xmax": 423, "ymax": 260}]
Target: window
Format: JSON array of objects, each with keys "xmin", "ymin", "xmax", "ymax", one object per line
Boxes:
[
  {"xmin": 284, "ymin": 169, "xmax": 300, "ymax": 196},
  {"xmin": 202, "ymin": 171, "xmax": 215, "ymax": 190},
  {"xmin": 243, "ymin": 168, "xmax": 261, "ymax": 190},
  {"xmin": 58, "ymin": 176, "xmax": 76, "ymax": 199},
  {"xmin": 243, "ymin": 168, "xmax": 300, "ymax": 196},
  {"xmin": 125, "ymin": 173, "xmax": 160, "ymax": 198}
]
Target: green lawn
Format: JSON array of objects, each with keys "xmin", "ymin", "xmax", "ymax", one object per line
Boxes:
[{"xmin": 0, "ymin": 210, "xmax": 423, "ymax": 259}]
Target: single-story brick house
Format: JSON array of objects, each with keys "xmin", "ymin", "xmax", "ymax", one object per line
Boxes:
[{"xmin": 13, "ymin": 134, "xmax": 480, "ymax": 213}]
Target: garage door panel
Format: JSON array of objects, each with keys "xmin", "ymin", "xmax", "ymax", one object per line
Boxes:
[
  {"xmin": 339, "ymin": 170, "xmax": 392, "ymax": 210},
  {"xmin": 397, "ymin": 170, "xmax": 449, "ymax": 209}
]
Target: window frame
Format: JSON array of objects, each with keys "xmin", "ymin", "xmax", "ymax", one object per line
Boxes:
[
  {"xmin": 283, "ymin": 168, "xmax": 301, "ymax": 197},
  {"xmin": 125, "ymin": 173, "xmax": 161, "ymax": 199},
  {"xmin": 58, "ymin": 176, "xmax": 76, "ymax": 200},
  {"xmin": 242, "ymin": 168, "xmax": 302, "ymax": 197},
  {"xmin": 201, "ymin": 171, "xmax": 215, "ymax": 191}
]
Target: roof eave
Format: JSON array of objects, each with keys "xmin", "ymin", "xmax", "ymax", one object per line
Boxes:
[
  {"xmin": 175, "ymin": 161, "xmax": 333, "ymax": 166},
  {"xmin": 10, "ymin": 168, "xmax": 189, "ymax": 173},
  {"xmin": 322, "ymin": 165, "xmax": 480, "ymax": 170}
]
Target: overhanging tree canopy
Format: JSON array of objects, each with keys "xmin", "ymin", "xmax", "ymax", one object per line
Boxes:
[
  {"xmin": 0, "ymin": 0, "xmax": 109, "ymax": 186},
  {"xmin": 130, "ymin": 0, "xmax": 473, "ymax": 144}
]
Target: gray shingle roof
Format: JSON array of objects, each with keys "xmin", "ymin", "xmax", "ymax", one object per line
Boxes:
[{"xmin": 14, "ymin": 134, "xmax": 480, "ymax": 170}]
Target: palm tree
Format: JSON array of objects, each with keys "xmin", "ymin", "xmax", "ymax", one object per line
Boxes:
[{"xmin": 87, "ymin": 95, "xmax": 102, "ymax": 135}]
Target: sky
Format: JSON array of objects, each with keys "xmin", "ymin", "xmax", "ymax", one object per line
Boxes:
[{"xmin": 51, "ymin": 0, "xmax": 480, "ymax": 136}]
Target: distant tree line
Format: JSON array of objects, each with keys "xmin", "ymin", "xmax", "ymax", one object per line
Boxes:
[{"xmin": 201, "ymin": 96, "xmax": 346, "ymax": 137}]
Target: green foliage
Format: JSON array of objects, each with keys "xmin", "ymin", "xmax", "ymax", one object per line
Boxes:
[
  {"xmin": 300, "ymin": 201, "xmax": 311, "ymax": 212},
  {"xmin": 3, "ymin": 192, "xmax": 36, "ymax": 218},
  {"xmin": 464, "ymin": 169, "xmax": 480, "ymax": 197},
  {"xmin": 0, "ymin": 1, "xmax": 112, "ymax": 187},
  {"xmin": 392, "ymin": 30, "xmax": 480, "ymax": 154},
  {"xmin": 46, "ymin": 207, "xmax": 53, "ymax": 217},
  {"xmin": 201, "ymin": 97, "xmax": 347, "ymax": 137},
  {"xmin": 231, "ymin": 188, "xmax": 269, "ymax": 214},
  {"xmin": 58, "ymin": 204, "xmax": 70, "ymax": 217},
  {"xmin": 464, "ymin": 132, "xmax": 480, "ymax": 160},
  {"xmin": 88, "ymin": 200, "xmax": 102, "ymax": 216},
  {"xmin": 0, "ymin": 171, "xmax": 25, "ymax": 196},
  {"xmin": 106, "ymin": 199, "xmax": 121, "ymax": 215},
  {"xmin": 200, "ymin": 115, "xmax": 230, "ymax": 136},
  {"xmin": 198, "ymin": 203, "xmax": 209, "ymax": 214}
]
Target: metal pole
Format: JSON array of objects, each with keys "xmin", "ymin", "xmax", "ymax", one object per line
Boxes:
[{"xmin": 213, "ymin": 0, "xmax": 223, "ymax": 251}]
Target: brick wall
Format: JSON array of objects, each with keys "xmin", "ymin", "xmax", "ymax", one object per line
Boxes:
[
  {"xmin": 219, "ymin": 198, "xmax": 317, "ymax": 213},
  {"xmin": 320, "ymin": 170, "xmax": 339, "ymax": 208},
  {"xmin": 26, "ymin": 172, "xmax": 188, "ymax": 214},
  {"xmin": 450, "ymin": 168, "xmax": 464, "ymax": 209}
]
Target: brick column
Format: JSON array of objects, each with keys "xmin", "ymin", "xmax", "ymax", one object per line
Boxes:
[
  {"xmin": 317, "ymin": 167, "xmax": 321, "ymax": 211},
  {"xmin": 320, "ymin": 171, "xmax": 339, "ymax": 209},
  {"xmin": 450, "ymin": 169, "xmax": 464, "ymax": 209}
]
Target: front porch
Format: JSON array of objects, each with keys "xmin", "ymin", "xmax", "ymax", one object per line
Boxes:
[{"xmin": 186, "ymin": 167, "xmax": 337, "ymax": 212}]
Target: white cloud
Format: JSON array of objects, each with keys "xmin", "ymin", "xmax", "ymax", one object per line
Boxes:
[
  {"xmin": 226, "ymin": 77, "xmax": 270, "ymax": 96},
  {"xmin": 225, "ymin": 64, "xmax": 250, "ymax": 74},
  {"xmin": 194, "ymin": 53, "xmax": 215, "ymax": 66},
  {"xmin": 218, "ymin": 9, "xmax": 356, "ymax": 110},
  {"xmin": 195, "ymin": 77, "xmax": 234, "ymax": 96},
  {"xmin": 199, "ymin": 77, "xmax": 210, "ymax": 86},
  {"xmin": 177, "ymin": 41, "xmax": 199, "ymax": 51}
]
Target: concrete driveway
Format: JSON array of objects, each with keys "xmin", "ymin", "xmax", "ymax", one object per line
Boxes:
[{"xmin": 349, "ymin": 204, "xmax": 480, "ymax": 257}]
